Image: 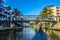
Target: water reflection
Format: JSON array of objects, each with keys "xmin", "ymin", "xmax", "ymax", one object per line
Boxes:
[
  {"xmin": 32, "ymin": 27, "xmax": 47, "ymax": 40},
  {"xmin": 43, "ymin": 29, "xmax": 60, "ymax": 40},
  {"xmin": 49, "ymin": 30, "xmax": 60, "ymax": 40},
  {"xmin": 16, "ymin": 27, "xmax": 36, "ymax": 40},
  {"xmin": 0, "ymin": 27, "xmax": 60, "ymax": 40}
]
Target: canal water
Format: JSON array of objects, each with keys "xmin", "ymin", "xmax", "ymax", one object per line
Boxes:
[
  {"xmin": 16, "ymin": 27, "xmax": 36, "ymax": 40},
  {"xmin": 7, "ymin": 27, "xmax": 36, "ymax": 40},
  {"xmin": 0, "ymin": 27, "xmax": 60, "ymax": 40}
]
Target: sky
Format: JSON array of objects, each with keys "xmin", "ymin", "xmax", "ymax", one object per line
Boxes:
[{"xmin": 3, "ymin": 0, "xmax": 60, "ymax": 15}]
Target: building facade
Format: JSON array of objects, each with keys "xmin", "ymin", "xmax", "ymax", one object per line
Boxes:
[
  {"xmin": 0, "ymin": 4, "xmax": 23, "ymax": 28},
  {"xmin": 46, "ymin": 6, "xmax": 60, "ymax": 22}
]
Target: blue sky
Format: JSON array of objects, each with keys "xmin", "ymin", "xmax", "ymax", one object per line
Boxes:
[{"xmin": 3, "ymin": 0, "xmax": 60, "ymax": 15}]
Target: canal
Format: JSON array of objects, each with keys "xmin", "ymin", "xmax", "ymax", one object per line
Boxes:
[
  {"xmin": 0, "ymin": 27, "xmax": 60, "ymax": 40},
  {"xmin": 7, "ymin": 27, "xmax": 36, "ymax": 40}
]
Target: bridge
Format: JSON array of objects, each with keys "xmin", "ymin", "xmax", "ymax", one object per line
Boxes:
[
  {"xmin": 0, "ymin": 15, "xmax": 60, "ymax": 40},
  {"xmin": 0, "ymin": 3, "xmax": 60, "ymax": 31},
  {"xmin": 0, "ymin": 3, "xmax": 60, "ymax": 40},
  {"xmin": 0, "ymin": 15, "xmax": 60, "ymax": 31}
]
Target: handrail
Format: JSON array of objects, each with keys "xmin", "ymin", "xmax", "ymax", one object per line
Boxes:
[{"xmin": 43, "ymin": 28, "xmax": 60, "ymax": 31}]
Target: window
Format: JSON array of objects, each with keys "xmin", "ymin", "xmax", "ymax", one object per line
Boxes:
[
  {"xmin": 57, "ymin": 10, "xmax": 60, "ymax": 11},
  {"xmin": 56, "ymin": 7, "xmax": 60, "ymax": 9},
  {"xmin": 57, "ymin": 13, "xmax": 59, "ymax": 14}
]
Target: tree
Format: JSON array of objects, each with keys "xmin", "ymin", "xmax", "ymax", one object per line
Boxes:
[
  {"xmin": 5, "ymin": 5, "xmax": 11, "ymax": 10},
  {"xmin": 12, "ymin": 8, "xmax": 22, "ymax": 16},
  {"xmin": 41, "ymin": 7, "xmax": 52, "ymax": 17}
]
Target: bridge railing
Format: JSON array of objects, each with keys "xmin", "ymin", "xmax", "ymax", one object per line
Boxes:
[
  {"xmin": 0, "ymin": 15, "xmax": 60, "ymax": 28},
  {"xmin": 0, "ymin": 15, "xmax": 60, "ymax": 21}
]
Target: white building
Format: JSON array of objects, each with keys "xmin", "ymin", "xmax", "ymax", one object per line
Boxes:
[{"xmin": 47, "ymin": 6, "xmax": 60, "ymax": 22}]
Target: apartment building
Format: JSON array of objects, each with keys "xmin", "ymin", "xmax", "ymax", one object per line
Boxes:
[
  {"xmin": 0, "ymin": 4, "xmax": 23, "ymax": 29},
  {"xmin": 47, "ymin": 6, "xmax": 60, "ymax": 21},
  {"xmin": 48, "ymin": 6, "xmax": 60, "ymax": 16}
]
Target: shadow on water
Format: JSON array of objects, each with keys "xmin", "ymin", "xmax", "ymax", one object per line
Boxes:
[
  {"xmin": 0, "ymin": 27, "xmax": 60, "ymax": 40},
  {"xmin": 0, "ymin": 31, "xmax": 10, "ymax": 40},
  {"xmin": 0, "ymin": 27, "xmax": 50, "ymax": 40},
  {"xmin": 32, "ymin": 27, "xmax": 47, "ymax": 40}
]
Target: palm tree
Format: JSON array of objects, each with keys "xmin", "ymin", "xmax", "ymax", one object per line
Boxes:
[
  {"xmin": 39, "ymin": 6, "xmax": 53, "ymax": 32},
  {"xmin": 42, "ymin": 7, "xmax": 52, "ymax": 17},
  {"xmin": 5, "ymin": 5, "xmax": 11, "ymax": 10},
  {"xmin": 12, "ymin": 8, "xmax": 25, "ymax": 21},
  {"xmin": 13, "ymin": 8, "xmax": 21, "ymax": 16}
]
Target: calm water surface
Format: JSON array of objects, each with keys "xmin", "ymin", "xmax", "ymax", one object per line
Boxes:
[
  {"xmin": 7, "ymin": 27, "xmax": 36, "ymax": 40},
  {"xmin": 0, "ymin": 27, "xmax": 60, "ymax": 40}
]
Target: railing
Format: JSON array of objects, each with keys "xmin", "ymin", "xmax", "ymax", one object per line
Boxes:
[
  {"xmin": 0, "ymin": 15, "xmax": 60, "ymax": 28},
  {"xmin": 0, "ymin": 15, "xmax": 60, "ymax": 21}
]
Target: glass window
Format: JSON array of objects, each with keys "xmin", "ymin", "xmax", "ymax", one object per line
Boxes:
[
  {"xmin": 57, "ymin": 13, "xmax": 59, "ymax": 14},
  {"xmin": 56, "ymin": 7, "xmax": 60, "ymax": 9},
  {"xmin": 57, "ymin": 10, "xmax": 60, "ymax": 11}
]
